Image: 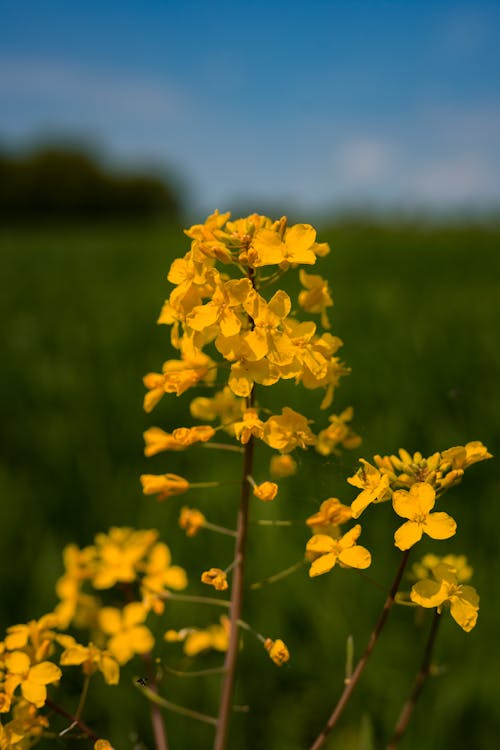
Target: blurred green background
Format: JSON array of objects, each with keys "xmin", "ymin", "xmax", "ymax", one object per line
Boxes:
[{"xmin": 1, "ymin": 213, "xmax": 499, "ymax": 749}]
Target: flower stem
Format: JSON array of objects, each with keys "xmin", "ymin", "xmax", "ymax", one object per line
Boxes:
[
  {"xmin": 213, "ymin": 411, "xmax": 254, "ymax": 750},
  {"xmin": 386, "ymin": 610, "xmax": 441, "ymax": 750},
  {"xmin": 142, "ymin": 651, "xmax": 170, "ymax": 750},
  {"xmin": 308, "ymin": 550, "xmax": 411, "ymax": 750},
  {"xmin": 137, "ymin": 682, "xmax": 218, "ymax": 726},
  {"xmin": 46, "ymin": 697, "xmax": 98, "ymax": 741}
]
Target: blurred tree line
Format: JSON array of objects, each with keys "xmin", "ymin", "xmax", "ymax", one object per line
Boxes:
[{"xmin": 0, "ymin": 146, "xmax": 181, "ymax": 223}]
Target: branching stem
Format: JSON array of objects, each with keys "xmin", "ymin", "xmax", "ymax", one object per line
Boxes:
[
  {"xmin": 386, "ymin": 610, "xmax": 441, "ymax": 749},
  {"xmin": 308, "ymin": 550, "xmax": 411, "ymax": 750}
]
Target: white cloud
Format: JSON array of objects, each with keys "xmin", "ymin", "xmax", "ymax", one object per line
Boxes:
[
  {"xmin": 0, "ymin": 57, "xmax": 183, "ymax": 122},
  {"xmin": 409, "ymin": 155, "xmax": 497, "ymax": 203},
  {"xmin": 331, "ymin": 137, "xmax": 396, "ymax": 190}
]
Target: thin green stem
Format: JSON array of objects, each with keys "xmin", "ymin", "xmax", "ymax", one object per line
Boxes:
[
  {"xmin": 167, "ymin": 592, "xmax": 230, "ymax": 608},
  {"xmin": 308, "ymin": 550, "xmax": 411, "ymax": 750},
  {"xmin": 202, "ymin": 442, "xmax": 244, "ymax": 454},
  {"xmin": 162, "ymin": 665, "xmax": 226, "ymax": 678},
  {"xmin": 250, "ymin": 559, "xmax": 306, "ymax": 590},
  {"xmin": 137, "ymin": 683, "xmax": 218, "ymax": 726},
  {"xmin": 75, "ymin": 673, "xmax": 91, "ymax": 721},
  {"xmin": 386, "ymin": 610, "xmax": 442, "ymax": 750},
  {"xmin": 203, "ymin": 520, "xmax": 238, "ymax": 537}
]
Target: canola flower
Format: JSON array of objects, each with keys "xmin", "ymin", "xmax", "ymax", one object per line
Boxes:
[
  {"xmin": 1, "ymin": 210, "xmax": 492, "ymax": 750},
  {"xmin": 411, "ymin": 562, "xmax": 479, "ymax": 632}
]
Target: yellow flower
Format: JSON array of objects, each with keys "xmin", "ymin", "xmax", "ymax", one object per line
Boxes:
[
  {"xmin": 179, "ymin": 507, "xmax": 206, "ymax": 537},
  {"xmin": 306, "ymin": 498, "xmax": 352, "ymax": 535},
  {"xmin": 306, "ymin": 525, "xmax": 371, "ymax": 577},
  {"xmin": 249, "ymin": 223, "xmax": 318, "ymax": 268},
  {"xmin": 298, "ymin": 269, "xmax": 334, "ymax": 329},
  {"xmin": 411, "ymin": 553, "xmax": 473, "ymax": 583},
  {"xmin": 440, "ymin": 441, "xmax": 492, "ymax": 470},
  {"xmin": 141, "ymin": 543, "xmax": 188, "ymax": 595},
  {"xmin": 348, "ymin": 459, "xmax": 391, "ymax": 518},
  {"xmin": 91, "ymin": 527, "xmax": 157, "ymax": 589},
  {"xmin": 99, "ymin": 603, "xmax": 154, "ymax": 665},
  {"xmin": 269, "ymin": 454, "xmax": 297, "ymax": 478},
  {"xmin": 253, "ymin": 481, "xmax": 278, "ymax": 502},
  {"xmin": 59, "ymin": 637, "xmax": 119, "ymax": 685},
  {"xmin": 3, "ymin": 614, "xmax": 59, "ymax": 658},
  {"xmin": 411, "ymin": 563, "xmax": 479, "ymax": 632},
  {"xmin": 189, "ymin": 386, "xmax": 244, "ymax": 433},
  {"xmin": 143, "ymin": 425, "xmax": 216, "ymax": 457},
  {"xmin": 187, "ymin": 278, "xmax": 252, "ymax": 336},
  {"xmin": 201, "ymin": 568, "xmax": 228, "ymax": 591},
  {"xmin": 143, "ymin": 349, "xmax": 215, "ymax": 412},
  {"xmin": 95, "ymin": 741, "xmax": 115, "ymax": 750},
  {"xmin": 3, "ymin": 652, "xmax": 61, "ymax": 708},
  {"xmin": 392, "ymin": 483, "xmax": 457, "ymax": 551},
  {"xmin": 140, "ymin": 473, "xmax": 190, "ymax": 501},
  {"xmin": 316, "ymin": 407, "xmax": 361, "ymax": 456},
  {"xmin": 264, "ymin": 638, "xmax": 290, "ymax": 666},
  {"xmin": 263, "ymin": 407, "xmax": 316, "ymax": 453},
  {"xmin": 233, "ymin": 408, "xmax": 265, "ymax": 444},
  {"xmin": 243, "ymin": 289, "xmax": 294, "ymax": 366},
  {"xmin": 182, "ymin": 616, "xmax": 230, "ymax": 657}
]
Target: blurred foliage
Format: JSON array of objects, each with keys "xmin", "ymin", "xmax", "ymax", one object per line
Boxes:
[
  {"xmin": 0, "ymin": 147, "xmax": 181, "ymax": 223},
  {"xmin": 0, "ymin": 219, "xmax": 499, "ymax": 749}
]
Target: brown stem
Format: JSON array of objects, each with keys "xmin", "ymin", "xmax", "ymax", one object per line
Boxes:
[
  {"xmin": 308, "ymin": 550, "xmax": 411, "ymax": 750},
  {"xmin": 213, "ymin": 405, "xmax": 254, "ymax": 750},
  {"xmin": 142, "ymin": 651, "xmax": 170, "ymax": 750},
  {"xmin": 386, "ymin": 610, "xmax": 441, "ymax": 750},
  {"xmin": 45, "ymin": 697, "xmax": 98, "ymax": 741}
]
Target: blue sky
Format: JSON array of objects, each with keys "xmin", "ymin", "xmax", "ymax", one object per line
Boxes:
[{"xmin": 1, "ymin": 0, "xmax": 499, "ymax": 216}]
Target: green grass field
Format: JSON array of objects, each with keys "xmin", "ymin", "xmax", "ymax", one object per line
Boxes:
[{"xmin": 1, "ymin": 219, "xmax": 499, "ymax": 749}]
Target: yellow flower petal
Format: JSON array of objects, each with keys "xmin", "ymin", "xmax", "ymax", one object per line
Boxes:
[
  {"xmin": 21, "ymin": 679, "xmax": 47, "ymax": 707},
  {"xmin": 394, "ymin": 520, "xmax": 423, "ymax": 550},
  {"xmin": 29, "ymin": 661, "xmax": 62, "ymax": 685},
  {"xmin": 449, "ymin": 598, "xmax": 478, "ymax": 632},
  {"xmin": 309, "ymin": 552, "xmax": 338, "ymax": 577},
  {"xmin": 423, "ymin": 512, "xmax": 457, "ymax": 541},
  {"xmin": 410, "ymin": 579, "xmax": 446, "ymax": 608},
  {"xmin": 338, "ymin": 545, "xmax": 371, "ymax": 569},
  {"xmin": 306, "ymin": 534, "xmax": 335, "ymax": 556},
  {"xmin": 5, "ymin": 651, "xmax": 30, "ymax": 674}
]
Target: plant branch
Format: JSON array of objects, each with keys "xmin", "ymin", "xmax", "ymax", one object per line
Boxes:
[
  {"xmin": 308, "ymin": 549, "xmax": 411, "ymax": 750},
  {"xmin": 386, "ymin": 610, "xmax": 441, "ymax": 750},
  {"xmin": 46, "ymin": 697, "xmax": 98, "ymax": 741},
  {"xmin": 213, "ymin": 426, "xmax": 254, "ymax": 750}
]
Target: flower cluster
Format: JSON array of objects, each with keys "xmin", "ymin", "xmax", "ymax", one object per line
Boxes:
[
  {"xmin": 407, "ymin": 555, "xmax": 479, "ymax": 632},
  {"xmin": 0, "ymin": 525, "xmax": 189, "ymax": 746}
]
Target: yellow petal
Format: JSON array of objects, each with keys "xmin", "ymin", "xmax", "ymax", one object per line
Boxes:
[
  {"xmin": 130, "ymin": 626, "xmax": 155, "ymax": 655},
  {"xmin": 338, "ymin": 545, "xmax": 372, "ymax": 569},
  {"xmin": 339, "ymin": 524, "xmax": 362, "ymax": 549},
  {"xmin": 99, "ymin": 607, "xmax": 122, "ymax": 635},
  {"xmin": 410, "ymin": 482, "xmax": 436, "ymax": 514},
  {"xmin": 29, "ymin": 661, "xmax": 62, "ymax": 685},
  {"xmin": 392, "ymin": 489, "xmax": 416, "ymax": 520},
  {"xmin": 410, "ymin": 579, "xmax": 445, "ymax": 607},
  {"xmin": 306, "ymin": 534, "xmax": 335, "ymax": 556},
  {"xmin": 309, "ymin": 552, "xmax": 338, "ymax": 577},
  {"xmin": 100, "ymin": 656, "xmax": 120, "ymax": 685},
  {"xmin": 449, "ymin": 598, "xmax": 478, "ymax": 632},
  {"xmin": 5, "ymin": 650, "xmax": 30, "ymax": 674},
  {"xmin": 21, "ymin": 679, "xmax": 47, "ymax": 707},
  {"xmin": 394, "ymin": 520, "xmax": 423, "ymax": 550},
  {"xmin": 423, "ymin": 512, "xmax": 457, "ymax": 541},
  {"xmin": 60, "ymin": 645, "xmax": 88, "ymax": 666}
]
